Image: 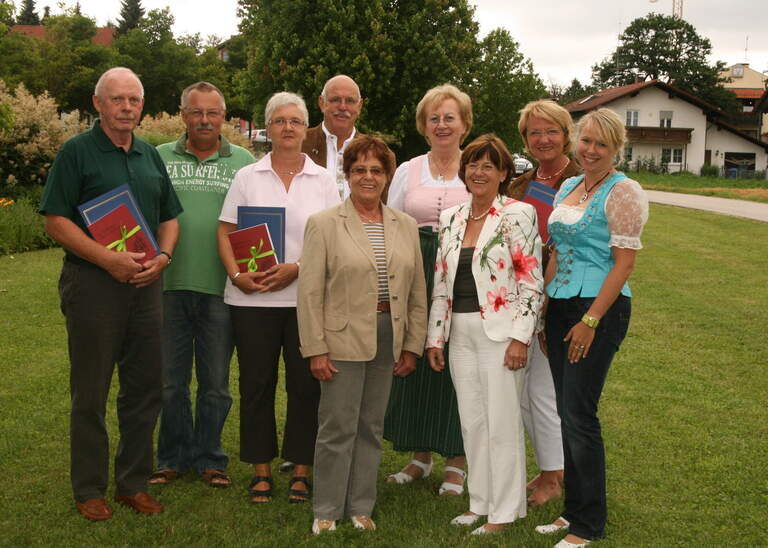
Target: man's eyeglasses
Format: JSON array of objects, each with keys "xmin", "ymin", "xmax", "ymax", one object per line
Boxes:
[
  {"xmin": 326, "ymin": 97, "xmax": 360, "ymax": 106},
  {"xmin": 185, "ymin": 109, "xmax": 224, "ymax": 119}
]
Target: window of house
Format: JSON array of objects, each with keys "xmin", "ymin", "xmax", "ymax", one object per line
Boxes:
[
  {"xmin": 659, "ymin": 111, "xmax": 673, "ymax": 128},
  {"xmin": 732, "ymin": 65, "xmax": 744, "ymax": 78},
  {"xmin": 624, "ymin": 146, "xmax": 633, "ymax": 163},
  {"xmin": 626, "ymin": 110, "xmax": 639, "ymax": 126},
  {"xmin": 662, "ymin": 147, "xmax": 683, "ymax": 164}
]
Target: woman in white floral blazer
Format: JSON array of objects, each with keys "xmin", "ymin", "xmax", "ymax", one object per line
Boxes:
[{"xmin": 426, "ymin": 134, "xmax": 543, "ymax": 535}]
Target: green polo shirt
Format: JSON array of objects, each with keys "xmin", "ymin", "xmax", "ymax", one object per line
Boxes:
[
  {"xmin": 157, "ymin": 135, "xmax": 255, "ymax": 296},
  {"xmin": 39, "ymin": 120, "xmax": 183, "ymax": 259}
]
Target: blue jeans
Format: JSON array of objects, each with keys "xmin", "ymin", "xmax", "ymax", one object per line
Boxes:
[
  {"xmin": 546, "ymin": 296, "xmax": 631, "ymax": 540},
  {"xmin": 157, "ymin": 290, "xmax": 234, "ymax": 474}
]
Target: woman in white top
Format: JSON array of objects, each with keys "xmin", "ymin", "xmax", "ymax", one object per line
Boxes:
[
  {"xmin": 384, "ymin": 84, "xmax": 472, "ymax": 496},
  {"xmin": 217, "ymin": 92, "xmax": 340, "ymax": 504}
]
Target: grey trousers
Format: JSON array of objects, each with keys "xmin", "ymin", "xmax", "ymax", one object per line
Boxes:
[
  {"xmin": 59, "ymin": 258, "xmax": 163, "ymax": 502},
  {"xmin": 313, "ymin": 313, "xmax": 394, "ymax": 520}
]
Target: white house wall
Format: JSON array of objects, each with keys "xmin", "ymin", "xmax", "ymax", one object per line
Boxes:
[
  {"xmin": 607, "ymin": 87, "xmax": 707, "ymax": 172},
  {"xmin": 705, "ymin": 125, "xmax": 768, "ymax": 171}
]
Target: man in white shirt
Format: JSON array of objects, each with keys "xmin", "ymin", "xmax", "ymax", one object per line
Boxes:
[{"xmin": 302, "ymin": 75, "xmax": 365, "ymax": 200}]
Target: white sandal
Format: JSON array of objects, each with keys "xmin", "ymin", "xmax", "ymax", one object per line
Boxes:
[
  {"xmin": 535, "ymin": 516, "xmax": 570, "ymax": 534},
  {"xmin": 438, "ymin": 466, "xmax": 467, "ymax": 495},
  {"xmin": 387, "ymin": 459, "xmax": 432, "ymax": 484}
]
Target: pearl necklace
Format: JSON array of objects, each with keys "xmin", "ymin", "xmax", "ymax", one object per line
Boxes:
[
  {"xmin": 470, "ymin": 205, "xmax": 492, "ymax": 221},
  {"xmin": 536, "ymin": 157, "xmax": 569, "ymax": 181}
]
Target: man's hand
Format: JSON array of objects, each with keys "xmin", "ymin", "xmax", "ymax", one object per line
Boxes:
[
  {"xmin": 103, "ymin": 251, "xmax": 145, "ymax": 283},
  {"xmin": 129, "ymin": 253, "xmax": 170, "ymax": 288}
]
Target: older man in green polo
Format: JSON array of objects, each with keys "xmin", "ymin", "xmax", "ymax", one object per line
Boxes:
[{"xmin": 150, "ymin": 82, "xmax": 255, "ymax": 489}]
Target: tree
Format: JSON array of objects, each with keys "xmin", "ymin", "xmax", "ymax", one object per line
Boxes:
[
  {"xmin": 115, "ymin": 0, "xmax": 144, "ymax": 36},
  {"xmin": 0, "ymin": 1, "xmax": 15, "ymax": 27},
  {"xmin": 16, "ymin": 0, "xmax": 39, "ymax": 25},
  {"xmin": 237, "ymin": 0, "xmax": 481, "ymax": 159},
  {"xmin": 548, "ymin": 78, "xmax": 598, "ymax": 106},
  {"xmin": 591, "ymin": 13, "xmax": 739, "ymax": 112},
  {"xmin": 470, "ymin": 28, "xmax": 545, "ymax": 153},
  {"xmin": 114, "ymin": 8, "xmax": 199, "ymax": 115}
]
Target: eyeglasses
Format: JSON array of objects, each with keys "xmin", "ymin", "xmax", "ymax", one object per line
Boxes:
[
  {"xmin": 326, "ymin": 96, "xmax": 360, "ymax": 106},
  {"xmin": 185, "ymin": 108, "xmax": 224, "ymax": 119},
  {"xmin": 270, "ymin": 118, "xmax": 306, "ymax": 127},
  {"xmin": 108, "ymin": 95, "xmax": 142, "ymax": 106},
  {"xmin": 466, "ymin": 162, "xmax": 498, "ymax": 173},
  {"xmin": 527, "ymin": 129, "xmax": 563, "ymax": 138},
  {"xmin": 350, "ymin": 166, "xmax": 385, "ymax": 177},
  {"xmin": 427, "ymin": 114, "xmax": 458, "ymax": 125}
]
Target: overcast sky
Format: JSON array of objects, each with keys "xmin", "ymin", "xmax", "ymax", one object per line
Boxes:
[{"xmin": 48, "ymin": 0, "xmax": 768, "ymax": 87}]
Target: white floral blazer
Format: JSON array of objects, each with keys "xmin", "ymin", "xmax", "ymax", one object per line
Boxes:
[{"xmin": 426, "ymin": 194, "xmax": 544, "ymax": 348}]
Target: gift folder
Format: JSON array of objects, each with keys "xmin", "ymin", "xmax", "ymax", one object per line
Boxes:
[
  {"xmin": 521, "ymin": 181, "xmax": 557, "ymax": 245},
  {"xmin": 77, "ymin": 184, "xmax": 159, "ymax": 263},
  {"xmin": 237, "ymin": 206, "xmax": 285, "ymax": 263},
  {"xmin": 228, "ymin": 223, "xmax": 278, "ymax": 273}
]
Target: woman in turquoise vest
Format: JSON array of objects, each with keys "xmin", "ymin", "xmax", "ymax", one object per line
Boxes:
[{"xmin": 535, "ymin": 108, "xmax": 648, "ymax": 548}]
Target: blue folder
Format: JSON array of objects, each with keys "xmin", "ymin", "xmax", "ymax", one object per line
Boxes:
[
  {"xmin": 77, "ymin": 184, "xmax": 160, "ymax": 253},
  {"xmin": 237, "ymin": 206, "xmax": 286, "ymax": 263}
]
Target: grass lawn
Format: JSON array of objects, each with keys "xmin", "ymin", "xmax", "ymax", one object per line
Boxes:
[
  {"xmin": 629, "ymin": 171, "xmax": 768, "ymax": 203},
  {"xmin": 1, "ymin": 204, "xmax": 766, "ymax": 546}
]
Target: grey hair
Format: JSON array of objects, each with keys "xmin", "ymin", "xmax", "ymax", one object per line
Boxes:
[
  {"xmin": 94, "ymin": 67, "xmax": 144, "ymax": 98},
  {"xmin": 264, "ymin": 92, "xmax": 309, "ymax": 125},
  {"xmin": 180, "ymin": 81, "xmax": 226, "ymax": 110},
  {"xmin": 320, "ymin": 74, "xmax": 361, "ymax": 100}
]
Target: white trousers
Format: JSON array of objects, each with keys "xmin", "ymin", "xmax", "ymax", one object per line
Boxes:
[
  {"xmin": 520, "ymin": 336, "xmax": 564, "ymax": 471},
  {"xmin": 449, "ymin": 313, "xmax": 527, "ymax": 524}
]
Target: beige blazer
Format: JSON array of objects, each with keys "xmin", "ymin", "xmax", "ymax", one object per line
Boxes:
[{"xmin": 297, "ymin": 199, "xmax": 427, "ymax": 362}]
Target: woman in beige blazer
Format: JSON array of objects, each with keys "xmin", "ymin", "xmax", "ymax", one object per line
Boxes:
[{"xmin": 297, "ymin": 135, "xmax": 427, "ymax": 535}]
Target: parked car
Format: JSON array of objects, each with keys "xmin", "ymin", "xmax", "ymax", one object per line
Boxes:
[
  {"xmin": 252, "ymin": 129, "xmax": 270, "ymax": 144},
  {"xmin": 513, "ymin": 154, "xmax": 533, "ymax": 176}
]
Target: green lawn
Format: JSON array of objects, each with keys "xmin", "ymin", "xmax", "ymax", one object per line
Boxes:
[
  {"xmin": 629, "ymin": 171, "xmax": 768, "ymax": 203},
  {"xmin": 1, "ymin": 204, "xmax": 766, "ymax": 546}
]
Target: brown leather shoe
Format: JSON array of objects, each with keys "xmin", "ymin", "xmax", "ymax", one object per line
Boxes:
[
  {"xmin": 114, "ymin": 492, "xmax": 164, "ymax": 514},
  {"xmin": 75, "ymin": 498, "xmax": 113, "ymax": 521}
]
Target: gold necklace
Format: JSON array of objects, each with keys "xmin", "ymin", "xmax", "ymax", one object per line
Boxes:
[{"xmin": 429, "ymin": 150, "xmax": 460, "ymax": 182}]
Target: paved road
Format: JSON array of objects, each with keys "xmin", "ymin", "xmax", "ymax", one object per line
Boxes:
[{"xmin": 646, "ymin": 190, "xmax": 768, "ymax": 223}]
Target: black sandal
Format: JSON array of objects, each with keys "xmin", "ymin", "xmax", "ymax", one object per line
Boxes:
[
  {"xmin": 248, "ymin": 475, "xmax": 273, "ymax": 504},
  {"xmin": 288, "ymin": 476, "xmax": 311, "ymax": 503}
]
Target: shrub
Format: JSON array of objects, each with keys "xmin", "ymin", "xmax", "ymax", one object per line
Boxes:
[
  {"xmin": 0, "ymin": 80, "xmax": 87, "ymax": 200},
  {"xmin": 0, "ymin": 196, "xmax": 55, "ymax": 254},
  {"xmin": 135, "ymin": 113, "xmax": 254, "ymax": 151},
  {"xmin": 700, "ymin": 164, "xmax": 720, "ymax": 177}
]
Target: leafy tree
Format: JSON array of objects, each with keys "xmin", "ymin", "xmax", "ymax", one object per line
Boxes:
[
  {"xmin": 237, "ymin": 0, "xmax": 481, "ymax": 158},
  {"xmin": 548, "ymin": 77, "xmax": 598, "ymax": 106},
  {"xmin": 591, "ymin": 13, "xmax": 739, "ymax": 112},
  {"xmin": 16, "ymin": 0, "xmax": 39, "ymax": 25},
  {"xmin": 470, "ymin": 28, "xmax": 545, "ymax": 153},
  {"xmin": 114, "ymin": 8, "xmax": 199, "ymax": 115},
  {"xmin": 0, "ymin": 1, "xmax": 15, "ymax": 27},
  {"xmin": 115, "ymin": 0, "xmax": 144, "ymax": 36},
  {"xmin": 0, "ymin": 24, "xmax": 46, "ymax": 92}
]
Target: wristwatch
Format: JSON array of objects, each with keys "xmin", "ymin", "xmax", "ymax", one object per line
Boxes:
[
  {"xmin": 581, "ymin": 314, "xmax": 600, "ymax": 328},
  {"xmin": 159, "ymin": 251, "xmax": 172, "ymax": 264}
]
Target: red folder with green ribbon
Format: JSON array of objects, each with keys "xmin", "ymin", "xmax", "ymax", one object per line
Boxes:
[
  {"xmin": 86, "ymin": 204, "xmax": 157, "ymax": 264},
  {"xmin": 228, "ymin": 223, "xmax": 278, "ymax": 274}
]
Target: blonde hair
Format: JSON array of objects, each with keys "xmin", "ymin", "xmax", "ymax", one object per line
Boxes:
[
  {"xmin": 518, "ymin": 99, "xmax": 575, "ymax": 155},
  {"xmin": 577, "ymin": 108, "xmax": 626, "ymax": 156},
  {"xmin": 415, "ymin": 84, "xmax": 473, "ymax": 144}
]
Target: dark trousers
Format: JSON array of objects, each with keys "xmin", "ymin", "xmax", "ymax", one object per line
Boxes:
[
  {"xmin": 230, "ymin": 306, "xmax": 319, "ymax": 465},
  {"xmin": 546, "ymin": 296, "xmax": 631, "ymax": 540},
  {"xmin": 59, "ymin": 258, "xmax": 163, "ymax": 502}
]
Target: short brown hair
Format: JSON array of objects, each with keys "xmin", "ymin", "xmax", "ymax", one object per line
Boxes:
[
  {"xmin": 415, "ymin": 84, "xmax": 473, "ymax": 144},
  {"xmin": 342, "ymin": 135, "xmax": 397, "ymax": 183},
  {"xmin": 518, "ymin": 99, "xmax": 575, "ymax": 155},
  {"xmin": 459, "ymin": 134, "xmax": 515, "ymax": 196}
]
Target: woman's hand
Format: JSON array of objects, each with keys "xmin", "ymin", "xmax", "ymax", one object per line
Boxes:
[
  {"xmin": 563, "ymin": 321, "xmax": 596, "ymax": 363},
  {"xmin": 259, "ymin": 263, "xmax": 300, "ymax": 292},
  {"xmin": 427, "ymin": 347, "xmax": 445, "ymax": 372},
  {"xmin": 503, "ymin": 339, "xmax": 528, "ymax": 370},
  {"xmin": 393, "ymin": 351, "xmax": 417, "ymax": 377},
  {"xmin": 310, "ymin": 354, "xmax": 339, "ymax": 381},
  {"xmin": 232, "ymin": 271, "xmax": 269, "ymax": 294}
]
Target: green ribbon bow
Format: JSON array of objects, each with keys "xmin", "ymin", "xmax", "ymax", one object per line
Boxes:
[
  {"xmin": 106, "ymin": 224, "xmax": 141, "ymax": 252},
  {"xmin": 235, "ymin": 239, "xmax": 276, "ymax": 272}
]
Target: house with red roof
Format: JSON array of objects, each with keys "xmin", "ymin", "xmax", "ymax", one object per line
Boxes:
[
  {"xmin": 10, "ymin": 24, "xmax": 115, "ymax": 46},
  {"xmin": 564, "ymin": 80, "xmax": 768, "ymax": 176},
  {"xmin": 719, "ymin": 63, "xmax": 768, "ymax": 142}
]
